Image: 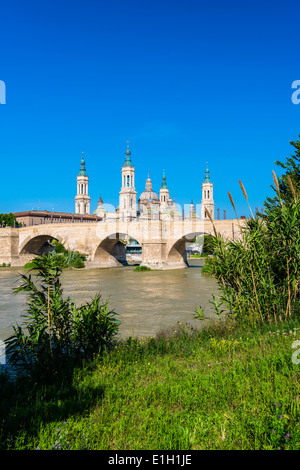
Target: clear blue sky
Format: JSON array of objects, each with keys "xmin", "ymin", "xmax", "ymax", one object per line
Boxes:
[{"xmin": 1, "ymin": 0, "xmax": 300, "ymax": 219}]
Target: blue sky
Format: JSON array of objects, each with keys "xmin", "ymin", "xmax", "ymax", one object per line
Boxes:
[{"xmin": 0, "ymin": 0, "xmax": 300, "ymax": 219}]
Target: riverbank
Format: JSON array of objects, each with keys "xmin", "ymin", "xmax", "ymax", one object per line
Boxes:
[{"xmin": 1, "ymin": 316, "xmax": 300, "ymax": 450}]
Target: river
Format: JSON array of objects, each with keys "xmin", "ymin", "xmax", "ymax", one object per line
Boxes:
[{"xmin": 0, "ymin": 259, "xmax": 220, "ymax": 341}]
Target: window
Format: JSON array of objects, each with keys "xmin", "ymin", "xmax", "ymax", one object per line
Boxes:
[
  {"xmin": 127, "ymin": 175, "xmax": 130, "ymax": 187},
  {"xmin": 208, "ymin": 190, "xmax": 210, "ymax": 199}
]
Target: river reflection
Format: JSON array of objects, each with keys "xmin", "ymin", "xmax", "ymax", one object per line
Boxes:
[{"xmin": 0, "ymin": 260, "xmax": 220, "ymax": 340}]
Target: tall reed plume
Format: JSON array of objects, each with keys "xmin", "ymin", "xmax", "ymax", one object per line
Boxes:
[
  {"xmin": 272, "ymin": 171, "xmax": 283, "ymax": 206},
  {"xmin": 204, "ymin": 206, "xmax": 218, "ymax": 238},
  {"xmin": 228, "ymin": 191, "xmax": 243, "ymax": 234},
  {"xmin": 239, "ymin": 179, "xmax": 254, "ymax": 218},
  {"xmin": 287, "ymin": 175, "xmax": 296, "ymax": 201}
]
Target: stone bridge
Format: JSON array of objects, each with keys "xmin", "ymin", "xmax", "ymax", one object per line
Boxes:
[{"xmin": 0, "ymin": 217, "xmax": 246, "ymax": 269}]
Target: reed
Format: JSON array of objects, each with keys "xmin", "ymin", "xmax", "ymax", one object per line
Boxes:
[
  {"xmin": 227, "ymin": 191, "xmax": 243, "ymax": 235},
  {"xmin": 228, "ymin": 190, "xmax": 236, "ymax": 211},
  {"xmin": 239, "ymin": 179, "xmax": 254, "ymax": 218},
  {"xmin": 204, "ymin": 171, "xmax": 300, "ymax": 327},
  {"xmin": 204, "ymin": 206, "xmax": 218, "ymax": 238},
  {"xmin": 272, "ymin": 170, "xmax": 283, "ymax": 206},
  {"xmin": 287, "ymin": 175, "xmax": 296, "ymax": 201}
]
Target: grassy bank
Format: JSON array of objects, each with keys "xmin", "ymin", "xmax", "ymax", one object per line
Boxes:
[{"xmin": 1, "ymin": 317, "xmax": 300, "ymax": 450}]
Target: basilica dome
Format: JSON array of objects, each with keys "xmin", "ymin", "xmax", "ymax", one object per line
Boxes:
[
  {"xmin": 138, "ymin": 190, "xmax": 159, "ymax": 202},
  {"xmin": 138, "ymin": 172, "xmax": 159, "ymax": 202}
]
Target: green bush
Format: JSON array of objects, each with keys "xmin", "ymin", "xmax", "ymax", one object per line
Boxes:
[
  {"xmin": 63, "ymin": 251, "xmax": 86, "ymax": 268},
  {"xmin": 133, "ymin": 265, "xmax": 152, "ymax": 271},
  {"xmin": 202, "ymin": 234, "xmax": 215, "ymax": 255},
  {"xmin": 54, "ymin": 241, "xmax": 67, "ymax": 254},
  {"xmin": 5, "ymin": 254, "xmax": 119, "ymax": 381},
  {"xmin": 23, "ymin": 261, "xmax": 37, "ymax": 270},
  {"xmin": 24, "ymin": 247, "xmax": 86, "ymax": 270}
]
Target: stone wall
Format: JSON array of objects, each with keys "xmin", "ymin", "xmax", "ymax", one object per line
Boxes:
[{"xmin": 0, "ymin": 228, "xmax": 20, "ymax": 265}]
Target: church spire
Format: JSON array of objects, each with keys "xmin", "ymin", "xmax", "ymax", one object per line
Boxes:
[
  {"xmin": 201, "ymin": 161, "xmax": 214, "ymax": 221},
  {"xmin": 78, "ymin": 151, "xmax": 87, "ymax": 176},
  {"xmin": 161, "ymin": 169, "xmax": 168, "ymax": 189},
  {"xmin": 124, "ymin": 141, "xmax": 133, "ymax": 167},
  {"xmin": 204, "ymin": 162, "xmax": 211, "ymax": 183},
  {"xmin": 75, "ymin": 151, "xmax": 90, "ymax": 215},
  {"xmin": 119, "ymin": 141, "xmax": 137, "ymax": 220},
  {"xmin": 145, "ymin": 170, "xmax": 152, "ymax": 191}
]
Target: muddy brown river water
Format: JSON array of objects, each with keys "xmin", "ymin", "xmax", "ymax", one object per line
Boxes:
[{"xmin": 0, "ymin": 259, "xmax": 220, "ymax": 341}]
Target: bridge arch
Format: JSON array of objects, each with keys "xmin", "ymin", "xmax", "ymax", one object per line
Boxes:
[
  {"xmin": 92, "ymin": 230, "xmax": 143, "ymax": 267},
  {"xmin": 166, "ymin": 231, "xmax": 207, "ymax": 267},
  {"xmin": 19, "ymin": 233, "xmax": 64, "ymax": 256}
]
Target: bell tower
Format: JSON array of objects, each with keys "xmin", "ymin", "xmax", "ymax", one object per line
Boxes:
[
  {"xmin": 159, "ymin": 169, "xmax": 170, "ymax": 210},
  {"xmin": 119, "ymin": 142, "xmax": 137, "ymax": 220},
  {"xmin": 201, "ymin": 163, "xmax": 214, "ymax": 220},
  {"xmin": 75, "ymin": 152, "xmax": 91, "ymax": 215}
]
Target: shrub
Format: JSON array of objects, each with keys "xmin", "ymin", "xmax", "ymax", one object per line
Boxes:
[
  {"xmin": 63, "ymin": 251, "xmax": 86, "ymax": 268},
  {"xmin": 54, "ymin": 241, "xmax": 67, "ymax": 254},
  {"xmin": 133, "ymin": 265, "xmax": 152, "ymax": 271},
  {"xmin": 202, "ymin": 234, "xmax": 215, "ymax": 255},
  {"xmin": 23, "ymin": 261, "xmax": 38, "ymax": 270},
  {"xmin": 24, "ymin": 248, "xmax": 86, "ymax": 270}
]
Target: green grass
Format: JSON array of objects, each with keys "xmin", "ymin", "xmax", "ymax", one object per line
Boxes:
[{"xmin": 1, "ymin": 317, "xmax": 300, "ymax": 450}]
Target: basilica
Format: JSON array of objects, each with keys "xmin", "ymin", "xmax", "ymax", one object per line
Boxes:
[{"xmin": 75, "ymin": 142, "xmax": 215, "ymax": 221}]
